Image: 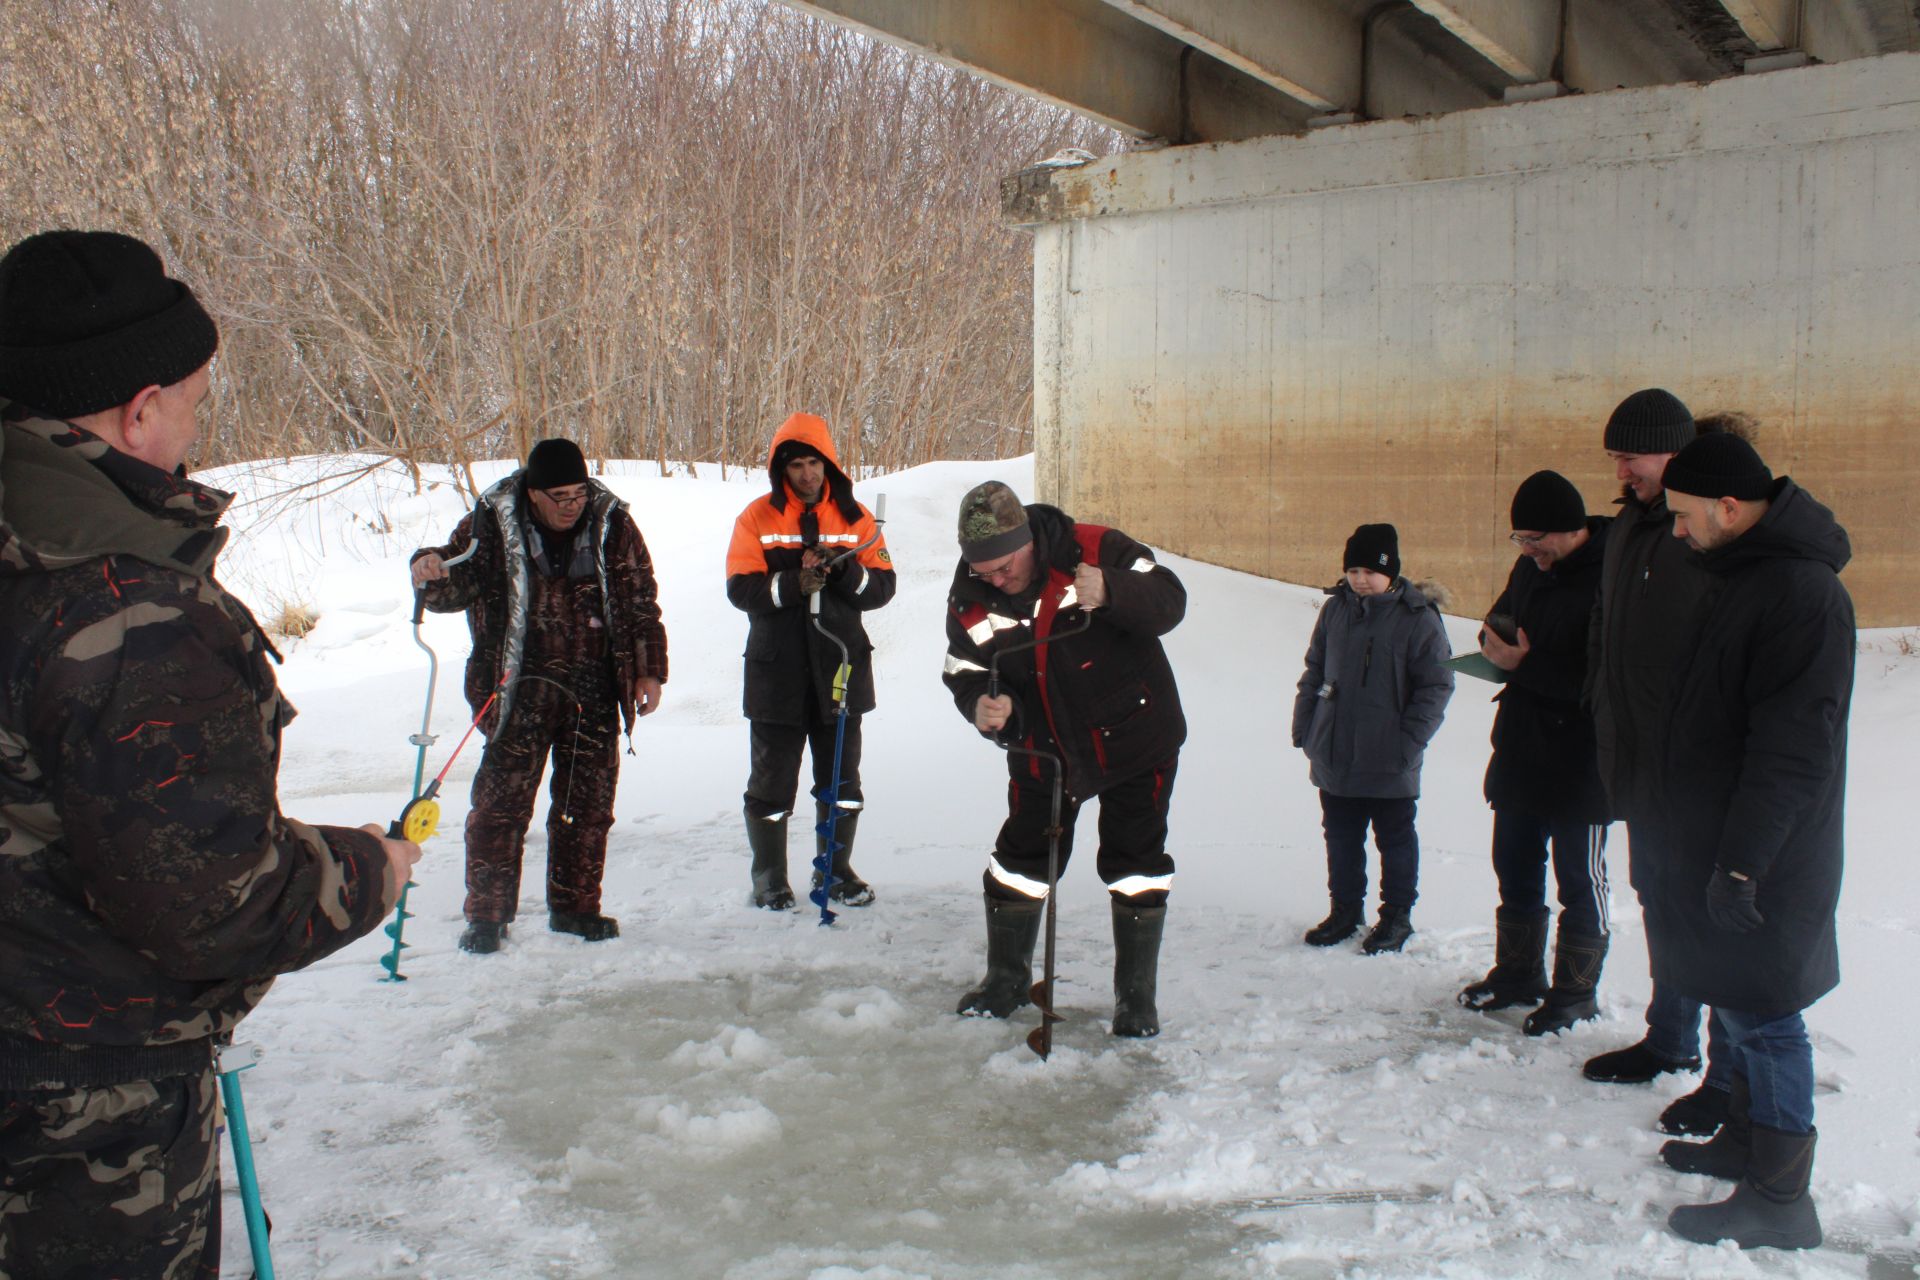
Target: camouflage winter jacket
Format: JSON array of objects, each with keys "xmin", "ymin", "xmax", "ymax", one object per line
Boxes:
[
  {"xmin": 0, "ymin": 406, "xmax": 401, "ymax": 1089},
  {"xmin": 413, "ymin": 473, "xmax": 668, "ymax": 738}
]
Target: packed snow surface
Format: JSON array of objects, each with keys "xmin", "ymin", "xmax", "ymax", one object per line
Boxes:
[{"xmin": 202, "ymin": 453, "xmax": 1919, "ymax": 1278}]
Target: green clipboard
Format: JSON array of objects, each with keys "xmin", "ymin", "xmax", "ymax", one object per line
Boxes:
[{"xmin": 1443, "ymin": 650, "xmax": 1508, "ymax": 684}]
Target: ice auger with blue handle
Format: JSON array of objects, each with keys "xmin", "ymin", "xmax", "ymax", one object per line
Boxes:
[
  {"xmin": 805, "ymin": 494, "xmax": 886, "ymax": 927},
  {"xmin": 216, "ymin": 1041, "xmax": 274, "ymax": 1279}
]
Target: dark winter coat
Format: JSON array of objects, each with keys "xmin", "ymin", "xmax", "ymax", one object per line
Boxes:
[
  {"xmin": 1483, "ymin": 517, "xmax": 1611, "ymax": 821},
  {"xmin": 1587, "ymin": 489, "xmax": 1714, "ymax": 828},
  {"xmin": 0, "ymin": 407, "xmax": 399, "ymax": 1088},
  {"xmin": 725, "ymin": 414, "xmax": 895, "ymax": 724},
  {"xmin": 942, "ymin": 505, "xmax": 1186, "ymax": 800},
  {"xmin": 1643, "ymin": 480, "xmax": 1853, "ymax": 1015},
  {"xmin": 416, "ymin": 474, "xmax": 668, "ymax": 738},
  {"xmin": 1291, "ymin": 580, "xmax": 1455, "ymax": 800}
]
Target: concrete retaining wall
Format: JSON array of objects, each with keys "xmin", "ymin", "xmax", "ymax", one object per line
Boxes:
[{"xmin": 1026, "ymin": 52, "xmax": 1919, "ymax": 625}]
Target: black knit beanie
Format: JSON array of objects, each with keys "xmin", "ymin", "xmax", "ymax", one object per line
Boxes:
[
  {"xmin": 0, "ymin": 230, "xmax": 219, "ymax": 419},
  {"xmin": 1509, "ymin": 470, "xmax": 1587, "ymax": 533},
  {"xmin": 523, "ymin": 438, "xmax": 589, "ymax": 490},
  {"xmin": 1603, "ymin": 388, "xmax": 1694, "ymax": 454},
  {"xmin": 1344, "ymin": 523, "xmax": 1399, "ymax": 581},
  {"xmin": 1661, "ymin": 431, "xmax": 1774, "ymax": 502},
  {"xmin": 770, "ymin": 437, "xmax": 826, "ymax": 476}
]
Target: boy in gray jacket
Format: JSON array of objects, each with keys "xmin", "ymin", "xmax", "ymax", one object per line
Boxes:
[{"xmin": 1292, "ymin": 524, "xmax": 1456, "ymax": 952}]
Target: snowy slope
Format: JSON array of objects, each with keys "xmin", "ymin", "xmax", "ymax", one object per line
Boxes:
[{"xmin": 199, "ymin": 453, "xmax": 1920, "ymax": 1279}]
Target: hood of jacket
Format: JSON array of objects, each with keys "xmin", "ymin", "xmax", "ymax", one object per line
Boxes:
[
  {"xmin": 765, "ymin": 412, "xmax": 858, "ymax": 520},
  {"xmin": 1702, "ymin": 478, "xmax": 1851, "ymax": 578},
  {"xmin": 1323, "ymin": 576, "xmax": 1436, "ymax": 615},
  {"xmin": 0, "ymin": 402, "xmax": 230, "ymax": 579}
]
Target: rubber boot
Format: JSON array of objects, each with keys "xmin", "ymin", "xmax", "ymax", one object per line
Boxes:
[
  {"xmin": 1524, "ymin": 926, "xmax": 1608, "ymax": 1035},
  {"xmin": 810, "ymin": 805, "xmax": 875, "ymax": 906},
  {"xmin": 1361, "ymin": 904, "xmax": 1414, "ymax": 955},
  {"xmin": 549, "ymin": 910, "xmax": 620, "ymax": 941},
  {"xmin": 746, "ymin": 808, "xmax": 794, "ymax": 910},
  {"xmin": 956, "ymin": 894, "xmax": 1043, "ymax": 1018},
  {"xmin": 1662, "ymin": 1073, "xmax": 1750, "ymax": 1180},
  {"xmin": 1303, "ymin": 898, "xmax": 1363, "ymax": 947},
  {"xmin": 1669, "ymin": 1124, "xmax": 1821, "ymax": 1251},
  {"xmin": 459, "ymin": 920, "xmax": 508, "ymax": 954},
  {"xmin": 1458, "ymin": 906, "xmax": 1550, "ymax": 1010},
  {"xmin": 1111, "ymin": 898, "xmax": 1166, "ymax": 1038}
]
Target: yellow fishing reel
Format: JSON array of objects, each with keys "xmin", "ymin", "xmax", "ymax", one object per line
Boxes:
[{"xmin": 388, "ymin": 793, "xmax": 443, "ymax": 843}]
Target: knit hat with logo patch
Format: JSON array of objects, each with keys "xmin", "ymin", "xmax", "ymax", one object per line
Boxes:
[
  {"xmin": 0, "ymin": 230, "xmax": 219, "ymax": 419},
  {"xmin": 957, "ymin": 481, "xmax": 1032, "ymax": 562},
  {"xmin": 1344, "ymin": 523, "xmax": 1400, "ymax": 581}
]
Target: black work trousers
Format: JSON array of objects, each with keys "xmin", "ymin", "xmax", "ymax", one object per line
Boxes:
[
  {"xmin": 985, "ymin": 755, "xmax": 1178, "ymax": 906},
  {"xmin": 1319, "ymin": 790, "xmax": 1419, "ymax": 909},
  {"xmin": 743, "ymin": 706, "xmax": 864, "ymax": 820}
]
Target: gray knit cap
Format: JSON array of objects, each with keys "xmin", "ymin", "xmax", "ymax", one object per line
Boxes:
[{"xmin": 957, "ymin": 481, "xmax": 1032, "ymax": 562}]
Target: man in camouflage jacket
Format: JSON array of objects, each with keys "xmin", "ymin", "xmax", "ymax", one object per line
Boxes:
[
  {"xmin": 0, "ymin": 231, "xmax": 417, "ymax": 1277},
  {"xmin": 412, "ymin": 437, "xmax": 668, "ymax": 953}
]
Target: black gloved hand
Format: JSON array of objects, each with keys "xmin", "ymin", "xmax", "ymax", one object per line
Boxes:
[
  {"xmin": 1705, "ymin": 868, "xmax": 1764, "ymax": 933},
  {"xmin": 798, "ymin": 564, "xmax": 827, "ymax": 595}
]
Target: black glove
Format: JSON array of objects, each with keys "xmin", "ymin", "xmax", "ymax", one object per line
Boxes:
[{"xmin": 1705, "ymin": 868, "xmax": 1764, "ymax": 933}]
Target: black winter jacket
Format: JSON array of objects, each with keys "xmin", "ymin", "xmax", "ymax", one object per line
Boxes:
[
  {"xmin": 1644, "ymin": 480, "xmax": 1853, "ymax": 1014},
  {"xmin": 1292, "ymin": 580, "xmax": 1454, "ymax": 800},
  {"xmin": 1587, "ymin": 490, "xmax": 1713, "ymax": 829},
  {"xmin": 942, "ymin": 505, "xmax": 1186, "ymax": 799},
  {"xmin": 1483, "ymin": 517, "xmax": 1611, "ymax": 821}
]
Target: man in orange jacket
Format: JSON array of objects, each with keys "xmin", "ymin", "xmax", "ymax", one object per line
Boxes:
[{"xmin": 725, "ymin": 413, "xmax": 895, "ymax": 908}]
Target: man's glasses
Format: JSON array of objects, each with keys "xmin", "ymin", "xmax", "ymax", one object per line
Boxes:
[
  {"xmin": 1509, "ymin": 533, "xmax": 1547, "ymax": 548},
  {"xmin": 968, "ymin": 560, "xmax": 1018, "ymax": 582},
  {"xmin": 539, "ymin": 489, "xmax": 590, "ymax": 509}
]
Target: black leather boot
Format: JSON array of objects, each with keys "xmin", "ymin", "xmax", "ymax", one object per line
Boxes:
[
  {"xmin": 956, "ymin": 894, "xmax": 1044, "ymax": 1018},
  {"xmin": 1304, "ymin": 898, "xmax": 1364, "ymax": 946},
  {"xmin": 1361, "ymin": 904, "xmax": 1414, "ymax": 954},
  {"xmin": 1458, "ymin": 906, "xmax": 1550, "ymax": 1010},
  {"xmin": 810, "ymin": 805, "xmax": 875, "ymax": 906},
  {"xmin": 1669, "ymin": 1123, "xmax": 1821, "ymax": 1251},
  {"xmin": 746, "ymin": 808, "xmax": 794, "ymax": 910},
  {"xmin": 1661, "ymin": 1081, "xmax": 1733, "ymax": 1136},
  {"xmin": 1583, "ymin": 1037, "xmax": 1701, "ymax": 1083},
  {"xmin": 1524, "ymin": 926, "xmax": 1608, "ymax": 1035},
  {"xmin": 549, "ymin": 910, "xmax": 620, "ymax": 941},
  {"xmin": 1662, "ymin": 1073, "xmax": 1750, "ymax": 1179},
  {"xmin": 1111, "ymin": 898, "xmax": 1166, "ymax": 1038},
  {"xmin": 459, "ymin": 920, "xmax": 508, "ymax": 954}
]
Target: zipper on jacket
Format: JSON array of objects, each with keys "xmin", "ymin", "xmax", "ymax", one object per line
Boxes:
[{"xmin": 1362, "ymin": 636, "xmax": 1373, "ymax": 687}]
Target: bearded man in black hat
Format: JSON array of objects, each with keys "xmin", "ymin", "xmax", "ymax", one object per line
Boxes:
[
  {"xmin": 412, "ymin": 437, "xmax": 668, "ymax": 953},
  {"xmin": 0, "ymin": 229, "xmax": 420, "ymax": 1276},
  {"xmin": 1650, "ymin": 432, "xmax": 1852, "ymax": 1252},
  {"xmin": 941, "ymin": 481, "xmax": 1188, "ymax": 1037}
]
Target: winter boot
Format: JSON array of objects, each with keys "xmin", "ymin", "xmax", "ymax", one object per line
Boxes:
[
  {"xmin": 956, "ymin": 894, "xmax": 1044, "ymax": 1018},
  {"xmin": 1111, "ymin": 898, "xmax": 1166, "ymax": 1038},
  {"xmin": 1668, "ymin": 1123, "xmax": 1821, "ymax": 1251},
  {"xmin": 1361, "ymin": 904, "xmax": 1414, "ymax": 955},
  {"xmin": 1661, "ymin": 1081, "xmax": 1734, "ymax": 1137},
  {"xmin": 1583, "ymin": 1037, "xmax": 1701, "ymax": 1083},
  {"xmin": 1662, "ymin": 1073, "xmax": 1750, "ymax": 1180},
  {"xmin": 1303, "ymin": 899, "xmax": 1364, "ymax": 947},
  {"xmin": 549, "ymin": 910, "xmax": 620, "ymax": 941},
  {"xmin": 746, "ymin": 808, "xmax": 795, "ymax": 910},
  {"xmin": 810, "ymin": 805, "xmax": 875, "ymax": 906},
  {"xmin": 459, "ymin": 920, "xmax": 507, "ymax": 954},
  {"xmin": 1458, "ymin": 907, "xmax": 1550, "ymax": 1011},
  {"xmin": 1524, "ymin": 927, "xmax": 1608, "ymax": 1035}
]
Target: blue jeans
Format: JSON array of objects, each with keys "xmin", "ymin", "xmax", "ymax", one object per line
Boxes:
[
  {"xmin": 1646, "ymin": 984, "xmax": 1733, "ymax": 1090},
  {"xmin": 1717, "ymin": 1007, "xmax": 1815, "ymax": 1133}
]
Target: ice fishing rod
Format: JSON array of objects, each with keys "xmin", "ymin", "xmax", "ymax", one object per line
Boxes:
[
  {"xmin": 983, "ymin": 607, "xmax": 1093, "ymax": 1060},
  {"xmin": 806, "ymin": 493, "xmax": 887, "ymax": 927}
]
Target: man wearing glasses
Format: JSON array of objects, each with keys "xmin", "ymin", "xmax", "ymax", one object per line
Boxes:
[
  {"xmin": 412, "ymin": 438, "xmax": 668, "ymax": 953},
  {"xmin": 1460, "ymin": 470, "xmax": 1614, "ymax": 1036},
  {"xmin": 942, "ymin": 481, "xmax": 1187, "ymax": 1037}
]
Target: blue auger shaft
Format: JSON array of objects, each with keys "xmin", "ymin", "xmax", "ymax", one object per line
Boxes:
[
  {"xmin": 811, "ymin": 703, "xmax": 851, "ymax": 926},
  {"xmin": 217, "ymin": 1046, "xmax": 275, "ymax": 1279}
]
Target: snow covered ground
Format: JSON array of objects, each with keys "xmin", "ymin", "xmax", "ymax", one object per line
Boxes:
[{"xmin": 204, "ymin": 452, "xmax": 1920, "ymax": 1279}]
